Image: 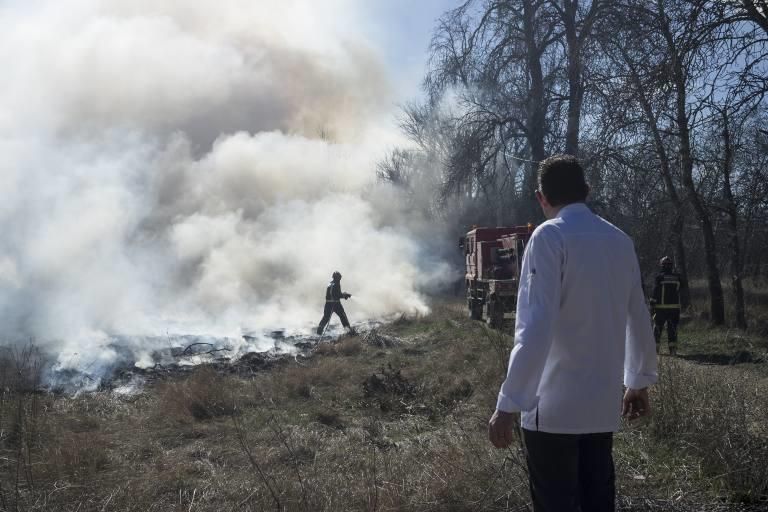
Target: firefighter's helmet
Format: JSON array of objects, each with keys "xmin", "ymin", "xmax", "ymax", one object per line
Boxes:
[
  {"xmin": 659, "ymin": 256, "xmax": 673, "ymax": 271},
  {"xmin": 332, "ymin": 271, "xmax": 342, "ymax": 281}
]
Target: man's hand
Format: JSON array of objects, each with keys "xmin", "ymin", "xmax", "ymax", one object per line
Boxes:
[
  {"xmin": 622, "ymin": 388, "xmax": 650, "ymax": 421},
  {"xmin": 342, "ymin": 293, "xmax": 351, "ymax": 299},
  {"xmin": 488, "ymin": 409, "xmax": 519, "ymax": 448}
]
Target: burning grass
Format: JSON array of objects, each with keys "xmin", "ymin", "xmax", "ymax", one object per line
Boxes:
[{"xmin": 1, "ymin": 300, "xmax": 768, "ymax": 510}]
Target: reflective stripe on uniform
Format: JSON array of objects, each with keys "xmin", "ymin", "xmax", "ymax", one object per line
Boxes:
[{"xmin": 660, "ymin": 279, "xmax": 680, "ymax": 307}]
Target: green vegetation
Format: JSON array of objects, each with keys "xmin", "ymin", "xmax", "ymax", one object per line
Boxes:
[{"xmin": 1, "ymin": 300, "xmax": 767, "ymax": 511}]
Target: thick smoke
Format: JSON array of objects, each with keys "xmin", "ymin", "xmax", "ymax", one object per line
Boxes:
[{"xmin": 0, "ymin": 0, "xmax": 452, "ymax": 383}]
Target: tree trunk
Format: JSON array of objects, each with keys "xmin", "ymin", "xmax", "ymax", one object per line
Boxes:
[
  {"xmin": 622, "ymin": 46, "xmax": 691, "ymax": 308},
  {"xmin": 562, "ymin": 0, "xmax": 583, "ymax": 155},
  {"xmin": 661, "ymin": 0, "xmax": 725, "ymax": 324},
  {"xmin": 742, "ymin": 0, "xmax": 768, "ymax": 35},
  {"xmin": 522, "ymin": 0, "xmax": 548, "ymax": 220},
  {"xmin": 671, "ymin": 214, "xmax": 692, "ymax": 309},
  {"xmin": 674, "ymin": 81, "xmax": 725, "ymax": 324},
  {"xmin": 523, "ymin": 0, "xmax": 547, "ymax": 170},
  {"xmin": 720, "ymin": 110, "xmax": 747, "ymax": 328}
]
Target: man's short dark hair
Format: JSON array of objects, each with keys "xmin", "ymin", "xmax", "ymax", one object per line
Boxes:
[{"xmin": 537, "ymin": 154, "xmax": 589, "ymax": 207}]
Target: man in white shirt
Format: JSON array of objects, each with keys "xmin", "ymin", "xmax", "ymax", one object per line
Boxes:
[{"xmin": 487, "ymin": 155, "xmax": 657, "ymax": 512}]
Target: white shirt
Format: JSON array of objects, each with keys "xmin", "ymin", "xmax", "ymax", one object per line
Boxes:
[{"xmin": 496, "ymin": 203, "xmax": 657, "ymax": 434}]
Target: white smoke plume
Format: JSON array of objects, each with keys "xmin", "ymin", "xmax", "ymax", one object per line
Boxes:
[{"xmin": 0, "ymin": 0, "xmax": 452, "ymax": 384}]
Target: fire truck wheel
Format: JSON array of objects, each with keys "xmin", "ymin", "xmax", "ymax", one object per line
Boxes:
[
  {"xmin": 486, "ymin": 300, "xmax": 504, "ymax": 328},
  {"xmin": 469, "ymin": 300, "xmax": 483, "ymax": 320}
]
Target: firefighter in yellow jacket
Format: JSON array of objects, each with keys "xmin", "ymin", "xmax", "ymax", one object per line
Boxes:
[
  {"xmin": 650, "ymin": 256, "xmax": 681, "ymax": 355},
  {"xmin": 316, "ymin": 271, "xmax": 355, "ymax": 335}
]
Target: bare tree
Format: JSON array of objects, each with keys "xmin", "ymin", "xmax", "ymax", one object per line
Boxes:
[
  {"xmin": 549, "ymin": 0, "xmax": 609, "ymax": 155},
  {"xmin": 717, "ymin": 108, "xmax": 747, "ymax": 328},
  {"xmin": 595, "ymin": 6, "xmax": 694, "ymax": 307},
  {"xmin": 385, "ymin": 0, "xmax": 768, "ymax": 327},
  {"xmin": 607, "ymin": 0, "xmax": 727, "ymax": 323},
  {"xmin": 426, "ymin": 0, "xmax": 562, "ymax": 219}
]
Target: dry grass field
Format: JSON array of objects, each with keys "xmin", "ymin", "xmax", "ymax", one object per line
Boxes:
[{"xmin": 1, "ymin": 296, "xmax": 767, "ymax": 511}]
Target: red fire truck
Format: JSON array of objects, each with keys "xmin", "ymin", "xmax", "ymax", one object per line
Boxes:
[{"xmin": 460, "ymin": 225, "xmax": 535, "ymax": 328}]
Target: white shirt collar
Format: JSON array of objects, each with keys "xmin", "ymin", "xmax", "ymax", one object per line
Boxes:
[{"xmin": 555, "ymin": 202, "xmax": 590, "ymax": 219}]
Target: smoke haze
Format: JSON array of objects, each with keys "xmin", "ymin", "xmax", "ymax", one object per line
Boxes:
[{"xmin": 0, "ymin": 0, "xmax": 452, "ymax": 383}]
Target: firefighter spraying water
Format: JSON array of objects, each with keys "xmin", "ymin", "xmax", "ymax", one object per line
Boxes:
[{"xmin": 316, "ymin": 271, "xmax": 356, "ymax": 335}]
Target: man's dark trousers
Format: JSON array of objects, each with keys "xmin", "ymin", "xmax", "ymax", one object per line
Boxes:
[
  {"xmin": 522, "ymin": 428, "xmax": 615, "ymax": 512},
  {"xmin": 317, "ymin": 302, "xmax": 350, "ymax": 333}
]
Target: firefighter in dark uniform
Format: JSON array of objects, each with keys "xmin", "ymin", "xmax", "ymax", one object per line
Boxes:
[
  {"xmin": 316, "ymin": 271, "xmax": 355, "ymax": 335},
  {"xmin": 650, "ymin": 256, "xmax": 681, "ymax": 355}
]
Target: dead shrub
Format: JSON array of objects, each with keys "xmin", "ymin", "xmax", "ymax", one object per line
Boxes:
[
  {"xmin": 313, "ymin": 341, "xmax": 336, "ymax": 356},
  {"xmin": 314, "ymin": 337, "xmax": 363, "ymax": 357},
  {"xmin": 363, "ymin": 364, "xmax": 417, "ymax": 399},
  {"xmin": 281, "ymin": 358, "xmax": 355, "ymax": 400},
  {"xmin": 362, "ymin": 364, "xmax": 424, "ymax": 414},
  {"xmin": 363, "ymin": 329, "xmax": 401, "ymax": 348},
  {"xmin": 438, "ymin": 379, "xmax": 474, "ymax": 409},
  {"xmin": 282, "ymin": 366, "xmax": 316, "ymax": 399},
  {"xmin": 337, "ymin": 337, "xmax": 362, "ymax": 356},
  {"xmin": 287, "ymin": 376, "xmax": 314, "ymax": 399},
  {"xmin": 158, "ymin": 366, "xmax": 236, "ymax": 421},
  {"xmin": 316, "ymin": 410, "xmax": 345, "ymax": 430}
]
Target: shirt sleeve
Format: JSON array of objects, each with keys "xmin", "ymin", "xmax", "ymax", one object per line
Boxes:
[
  {"xmin": 624, "ymin": 256, "xmax": 658, "ymax": 389},
  {"xmin": 496, "ymin": 224, "xmax": 563, "ymax": 413}
]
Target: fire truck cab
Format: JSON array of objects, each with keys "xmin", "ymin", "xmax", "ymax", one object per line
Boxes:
[{"xmin": 460, "ymin": 225, "xmax": 534, "ymax": 328}]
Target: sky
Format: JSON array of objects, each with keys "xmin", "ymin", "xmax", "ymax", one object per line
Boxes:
[{"xmin": 358, "ymin": 1, "xmax": 457, "ymax": 101}]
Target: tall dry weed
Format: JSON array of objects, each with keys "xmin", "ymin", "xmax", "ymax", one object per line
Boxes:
[
  {"xmin": 651, "ymin": 357, "xmax": 768, "ymax": 503},
  {"xmin": 0, "ymin": 343, "xmax": 45, "ymax": 510}
]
